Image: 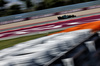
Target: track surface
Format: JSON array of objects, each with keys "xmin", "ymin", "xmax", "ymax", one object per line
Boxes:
[
  {"xmin": 0, "ymin": 15, "xmax": 100, "ymax": 39},
  {"xmin": 0, "ymin": 8, "xmax": 100, "ymax": 30},
  {"xmin": 1, "ymin": 13, "xmax": 100, "ymax": 32}
]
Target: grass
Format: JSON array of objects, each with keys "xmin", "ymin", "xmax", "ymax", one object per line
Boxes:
[{"xmin": 0, "ymin": 30, "xmax": 62, "ymax": 50}]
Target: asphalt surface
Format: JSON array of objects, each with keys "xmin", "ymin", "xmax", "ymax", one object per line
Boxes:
[
  {"xmin": 1, "ymin": 13, "xmax": 100, "ymax": 32},
  {"xmin": 1, "ymin": 7, "xmax": 100, "ymax": 30},
  {"xmin": 0, "ymin": 14, "xmax": 100, "ymax": 40}
]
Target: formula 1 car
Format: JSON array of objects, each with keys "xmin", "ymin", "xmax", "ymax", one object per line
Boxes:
[{"xmin": 57, "ymin": 15, "xmax": 76, "ymax": 20}]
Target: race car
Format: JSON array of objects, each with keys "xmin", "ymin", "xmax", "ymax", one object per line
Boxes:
[{"xmin": 57, "ymin": 15, "xmax": 76, "ymax": 20}]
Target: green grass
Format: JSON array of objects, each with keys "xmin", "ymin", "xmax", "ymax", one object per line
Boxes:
[{"xmin": 0, "ymin": 30, "xmax": 62, "ymax": 50}]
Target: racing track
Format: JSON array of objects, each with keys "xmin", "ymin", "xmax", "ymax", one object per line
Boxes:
[
  {"xmin": 0, "ymin": 7, "xmax": 100, "ymax": 30},
  {"xmin": 0, "ymin": 14, "xmax": 100, "ymax": 39}
]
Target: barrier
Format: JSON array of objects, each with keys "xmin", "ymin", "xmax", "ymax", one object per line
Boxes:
[
  {"xmin": 48, "ymin": 33, "xmax": 100, "ymax": 66},
  {"xmin": 0, "ymin": 29, "xmax": 93, "ymax": 66},
  {"xmin": 59, "ymin": 8, "xmax": 83, "ymax": 15},
  {"xmin": 0, "ymin": 19, "xmax": 25, "ymax": 25},
  {"xmin": 87, "ymin": 5, "xmax": 100, "ymax": 9},
  {"xmin": 29, "ymin": 13, "xmax": 55, "ymax": 19},
  {"xmin": 1, "ymin": 20, "xmax": 100, "ymax": 65}
]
